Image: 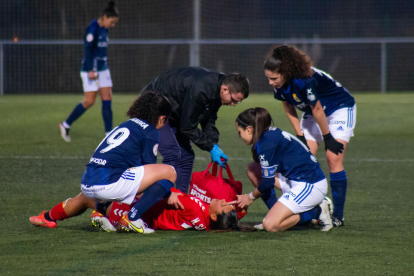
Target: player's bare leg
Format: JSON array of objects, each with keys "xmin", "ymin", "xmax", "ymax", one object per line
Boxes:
[
  {"xmin": 30, "ymin": 192, "xmax": 95, "ymax": 228},
  {"xmin": 262, "ymin": 201, "xmax": 298, "ymax": 232}
]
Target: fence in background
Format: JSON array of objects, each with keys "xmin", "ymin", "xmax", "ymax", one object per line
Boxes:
[{"xmin": 1, "ymin": 0, "xmax": 414, "ymax": 95}]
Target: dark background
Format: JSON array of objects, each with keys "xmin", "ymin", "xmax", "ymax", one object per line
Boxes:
[{"xmin": 1, "ymin": 0, "xmax": 413, "ymax": 93}]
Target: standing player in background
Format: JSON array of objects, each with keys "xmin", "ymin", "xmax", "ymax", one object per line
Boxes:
[
  {"xmin": 59, "ymin": 1, "xmax": 119, "ymax": 142},
  {"xmin": 231, "ymin": 108, "xmax": 333, "ymax": 232},
  {"xmin": 263, "ymin": 45, "xmax": 356, "ymax": 227},
  {"xmin": 142, "ymin": 67, "xmax": 249, "ymax": 194},
  {"xmin": 31, "ymin": 92, "xmax": 180, "ymax": 234}
]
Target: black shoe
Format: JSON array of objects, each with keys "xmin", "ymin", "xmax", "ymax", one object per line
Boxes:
[{"xmin": 332, "ymin": 216, "xmax": 344, "ymax": 227}]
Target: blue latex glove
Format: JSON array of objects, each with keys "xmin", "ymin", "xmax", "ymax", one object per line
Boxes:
[{"xmin": 210, "ymin": 144, "xmax": 228, "ymax": 168}]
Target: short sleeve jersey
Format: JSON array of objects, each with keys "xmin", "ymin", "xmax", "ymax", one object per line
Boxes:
[
  {"xmin": 273, "ymin": 67, "xmax": 355, "ymax": 116},
  {"xmin": 81, "ymin": 19, "xmax": 109, "ymax": 72},
  {"xmin": 255, "ymin": 128, "xmax": 325, "ymax": 184},
  {"xmin": 81, "ymin": 118, "xmax": 159, "ymax": 185},
  {"xmin": 141, "ymin": 189, "xmax": 211, "ymax": 231}
]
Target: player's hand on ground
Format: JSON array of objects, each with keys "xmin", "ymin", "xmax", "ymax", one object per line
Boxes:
[
  {"xmin": 323, "ymin": 133, "xmax": 344, "ymax": 155},
  {"xmin": 167, "ymin": 192, "xmax": 184, "ymax": 210},
  {"xmin": 88, "ymin": 71, "xmax": 98, "ymax": 80}
]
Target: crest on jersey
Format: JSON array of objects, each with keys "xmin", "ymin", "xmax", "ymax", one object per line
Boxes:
[
  {"xmin": 153, "ymin": 144, "xmax": 159, "ymax": 156},
  {"xmin": 307, "ymin": 88, "xmax": 316, "ymax": 101},
  {"xmin": 293, "ymin": 93, "xmax": 301, "ymax": 102},
  {"xmin": 86, "ymin": 33, "xmax": 94, "ymax": 42}
]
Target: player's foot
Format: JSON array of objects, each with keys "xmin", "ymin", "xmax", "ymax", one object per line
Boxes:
[
  {"xmin": 91, "ymin": 210, "xmax": 116, "ymax": 232},
  {"xmin": 253, "ymin": 223, "xmax": 264, "ymax": 230},
  {"xmin": 323, "ymin": 197, "xmax": 333, "ymax": 216},
  {"xmin": 318, "ymin": 201, "xmax": 333, "ymax": 232},
  {"xmin": 310, "ymin": 197, "xmax": 333, "ymax": 225},
  {"xmin": 332, "ymin": 216, "xmax": 345, "ymax": 227},
  {"xmin": 59, "ymin": 123, "xmax": 71, "ymax": 142},
  {"xmin": 119, "ymin": 215, "xmax": 154, "ymax": 234},
  {"xmin": 30, "ymin": 211, "xmax": 57, "ymax": 228}
]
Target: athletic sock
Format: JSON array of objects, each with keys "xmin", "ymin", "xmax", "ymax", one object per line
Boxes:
[
  {"xmin": 48, "ymin": 202, "xmax": 69, "ymax": 221},
  {"xmin": 65, "ymin": 103, "xmax": 87, "ymax": 126},
  {"xmin": 261, "ymin": 188, "xmax": 277, "ymax": 210},
  {"xmin": 62, "ymin": 121, "xmax": 70, "ymax": 129},
  {"xmin": 298, "ymin": 206, "xmax": 321, "ymax": 225},
  {"xmin": 102, "ymin": 100, "xmax": 113, "ymax": 133},
  {"xmin": 330, "ymin": 170, "xmax": 347, "ymax": 219},
  {"xmin": 128, "ymin": 179, "xmax": 173, "ymax": 221}
]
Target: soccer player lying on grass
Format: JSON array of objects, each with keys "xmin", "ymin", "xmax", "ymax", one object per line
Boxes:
[
  {"xmin": 231, "ymin": 108, "xmax": 333, "ymax": 232},
  {"xmin": 91, "ymin": 187, "xmax": 247, "ymax": 232},
  {"xmin": 30, "ymin": 92, "xmax": 182, "ymax": 234}
]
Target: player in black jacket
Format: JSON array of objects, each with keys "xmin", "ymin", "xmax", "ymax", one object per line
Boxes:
[{"xmin": 142, "ymin": 67, "xmax": 249, "ymax": 193}]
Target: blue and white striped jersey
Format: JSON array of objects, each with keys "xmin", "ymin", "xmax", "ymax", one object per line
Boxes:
[
  {"xmin": 81, "ymin": 119, "xmax": 159, "ymax": 185},
  {"xmin": 255, "ymin": 127, "xmax": 325, "ymax": 185},
  {"xmin": 273, "ymin": 67, "xmax": 355, "ymax": 116},
  {"xmin": 81, "ymin": 20, "xmax": 109, "ymax": 72}
]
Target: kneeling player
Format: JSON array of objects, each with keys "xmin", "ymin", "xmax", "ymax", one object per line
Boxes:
[
  {"xmin": 30, "ymin": 92, "xmax": 181, "ymax": 234},
  {"xmin": 232, "ymin": 108, "xmax": 333, "ymax": 232}
]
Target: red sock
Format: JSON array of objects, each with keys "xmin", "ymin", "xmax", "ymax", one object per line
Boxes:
[{"xmin": 49, "ymin": 202, "xmax": 70, "ymax": 221}]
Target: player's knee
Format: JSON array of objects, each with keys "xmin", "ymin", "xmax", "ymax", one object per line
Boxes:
[
  {"xmin": 263, "ymin": 220, "xmax": 282, "ymax": 232},
  {"xmin": 82, "ymin": 99, "xmax": 95, "ymax": 108},
  {"xmin": 166, "ymin": 165, "xmax": 177, "ymax": 183},
  {"xmin": 326, "ymin": 155, "xmax": 342, "ymax": 171}
]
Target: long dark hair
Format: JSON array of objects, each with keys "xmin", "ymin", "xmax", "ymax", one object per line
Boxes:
[
  {"xmin": 264, "ymin": 45, "xmax": 313, "ymax": 81},
  {"xmin": 102, "ymin": 1, "xmax": 119, "ymax": 18},
  {"xmin": 127, "ymin": 91, "xmax": 171, "ymax": 126},
  {"xmin": 210, "ymin": 210, "xmax": 239, "ymax": 231},
  {"xmin": 236, "ymin": 108, "xmax": 273, "ymax": 162}
]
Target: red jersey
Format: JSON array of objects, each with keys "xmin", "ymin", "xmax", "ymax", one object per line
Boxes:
[{"xmin": 109, "ymin": 188, "xmax": 211, "ymax": 231}]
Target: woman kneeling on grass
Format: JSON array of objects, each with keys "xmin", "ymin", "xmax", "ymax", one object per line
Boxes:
[
  {"xmin": 230, "ymin": 107, "xmax": 333, "ymax": 232},
  {"xmin": 30, "ymin": 91, "xmax": 180, "ymax": 234}
]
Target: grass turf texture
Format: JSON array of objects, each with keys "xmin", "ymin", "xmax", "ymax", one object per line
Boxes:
[{"xmin": 0, "ymin": 93, "xmax": 413, "ymax": 275}]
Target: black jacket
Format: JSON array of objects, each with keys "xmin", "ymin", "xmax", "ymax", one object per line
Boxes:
[{"xmin": 143, "ymin": 67, "xmax": 225, "ymax": 151}]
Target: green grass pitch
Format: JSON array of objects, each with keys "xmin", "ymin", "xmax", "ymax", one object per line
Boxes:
[{"xmin": 0, "ymin": 93, "xmax": 413, "ymax": 275}]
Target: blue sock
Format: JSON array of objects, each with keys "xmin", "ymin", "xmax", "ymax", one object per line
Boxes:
[
  {"xmin": 261, "ymin": 188, "xmax": 277, "ymax": 210},
  {"xmin": 298, "ymin": 206, "xmax": 321, "ymax": 225},
  {"xmin": 128, "ymin": 179, "xmax": 173, "ymax": 221},
  {"xmin": 102, "ymin": 100, "xmax": 113, "ymax": 133},
  {"xmin": 330, "ymin": 170, "xmax": 347, "ymax": 219},
  {"xmin": 65, "ymin": 103, "xmax": 87, "ymax": 126}
]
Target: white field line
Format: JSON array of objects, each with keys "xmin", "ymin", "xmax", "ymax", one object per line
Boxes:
[{"xmin": 0, "ymin": 156, "xmax": 412, "ymax": 162}]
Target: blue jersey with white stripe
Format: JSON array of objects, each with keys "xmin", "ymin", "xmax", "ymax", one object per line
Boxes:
[
  {"xmin": 255, "ymin": 128, "xmax": 325, "ymax": 184},
  {"xmin": 81, "ymin": 20, "xmax": 109, "ymax": 72},
  {"xmin": 273, "ymin": 67, "xmax": 355, "ymax": 116},
  {"xmin": 81, "ymin": 119, "xmax": 159, "ymax": 185}
]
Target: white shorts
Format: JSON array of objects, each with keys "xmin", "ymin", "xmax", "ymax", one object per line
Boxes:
[
  {"xmin": 80, "ymin": 69, "xmax": 113, "ymax": 92},
  {"xmin": 81, "ymin": 166, "xmax": 145, "ymax": 205},
  {"xmin": 300, "ymin": 104, "xmax": 356, "ymax": 143},
  {"xmin": 277, "ymin": 173, "xmax": 327, "ymax": 214}
]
